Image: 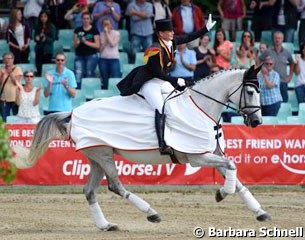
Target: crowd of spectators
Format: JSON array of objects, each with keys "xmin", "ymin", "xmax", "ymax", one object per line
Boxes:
[{"xmin": 1, "ymin": 0, "xmax": 305, "ymax": 123}]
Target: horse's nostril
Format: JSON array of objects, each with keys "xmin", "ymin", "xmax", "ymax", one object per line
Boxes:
[{"xmin": 251, "ymin": 119, "xmax": 261, "ymax": 127}]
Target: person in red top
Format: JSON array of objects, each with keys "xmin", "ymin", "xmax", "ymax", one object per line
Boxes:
[
  {"xmin": 217, "ymin": 0, "xmax": 246, "ymax": 42},
  {"xmin": 171, "ymin": 0, "xmax": 205, "ymax": 49}
]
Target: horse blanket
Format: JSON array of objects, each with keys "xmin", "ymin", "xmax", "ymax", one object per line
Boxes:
[{"xmin": 70, "ymin": 90, "xmax": 224, "ymax": 154}]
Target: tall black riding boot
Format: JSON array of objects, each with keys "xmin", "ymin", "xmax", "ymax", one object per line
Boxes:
[{"xmin": 155, "ymin": 110, "xmax": 174, "ymax": 155}]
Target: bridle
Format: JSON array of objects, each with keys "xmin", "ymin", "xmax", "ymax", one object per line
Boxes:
[{"xmin": 189, "ymin": 71, "xmax": 261, "ymax": 121}]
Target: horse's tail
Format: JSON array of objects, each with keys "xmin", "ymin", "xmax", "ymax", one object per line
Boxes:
[{"xmin": 11, "ymin": 112, "xmax": 72, "ymax": 169}]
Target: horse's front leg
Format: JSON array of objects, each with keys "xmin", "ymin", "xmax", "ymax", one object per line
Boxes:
[
  {"xmin": 215, "ymin": 166, "xmax": 271, "ymax": 221},
  {"xmin": 83, "ymin": 158, "xmax": 119, "ymax": 231},
  {"xmin": 187, "ymin": 153, "xmax": 237, "ymax": 194}
]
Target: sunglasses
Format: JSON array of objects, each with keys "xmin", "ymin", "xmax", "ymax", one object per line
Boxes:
[
  {"xmin": 243, "ymin": 35, "xmax": 251, "ymax": 38},
  {"xmin": 56, "ymin": 59, "xmax": 65, "ymax": 62},
  {"xmin": 265, "ymin": 63, "xmax": 273, "ymax": 65},
  {"xmin": 25, "ymin": 75, "xmax": 34, "ymax": 78}
]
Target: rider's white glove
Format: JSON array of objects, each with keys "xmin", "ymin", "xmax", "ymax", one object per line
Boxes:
[
  {"xmin": 177, "ymin": 78, "xmax": 186, "ymax": 87},
  {"xmin": 206, "ymin": 14, "xmax": 216, "ymax": 31}
]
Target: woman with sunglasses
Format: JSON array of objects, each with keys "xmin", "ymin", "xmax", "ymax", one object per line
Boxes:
[
  {"xmin": 235, "ymin": 30, "xmax": 257, "ymax": 61},
  {"xmin": 15, "ymin": 70, "xmax": 41, "ymax": 123},
  {"xmin": 258, "ymin": 56, "xmax": 282, "ymax": 116}
]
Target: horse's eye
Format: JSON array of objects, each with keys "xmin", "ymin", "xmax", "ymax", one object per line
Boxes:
[{"xmin": 247, "ymin": 90, "xmax": 254, "ymax": 96}]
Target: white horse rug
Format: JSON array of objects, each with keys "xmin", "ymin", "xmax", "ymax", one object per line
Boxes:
[{"xmin": 70, "ymin": 90, "xmax": 224, "ymax": 154}]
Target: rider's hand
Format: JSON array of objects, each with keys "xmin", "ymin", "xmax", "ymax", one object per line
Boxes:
[
  {"xmin": 177, "ymin": 78, "xmax": 186, "ymax": 87},
  {"xmin": 206, "ymin": 14, "xmax": 216, "ymax": 31}
]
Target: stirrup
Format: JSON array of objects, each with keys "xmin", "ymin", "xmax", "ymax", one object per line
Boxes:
[{"xmin": 159, "ymin": 146, "xmax": 174, "ymax": 155}]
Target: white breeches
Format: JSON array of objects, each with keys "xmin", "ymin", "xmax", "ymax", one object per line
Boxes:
[{"xmin": 139, "ymin": 78, "xmax": 175, "ymax": 113}]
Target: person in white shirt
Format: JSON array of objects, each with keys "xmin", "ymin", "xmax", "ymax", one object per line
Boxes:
[
  {"xmin": 21, "ymin": 0, "xmax": 45, "ymax": 35},
  {"xmin": 15, "ymin": 70, "xmax": 41, "ymax": 123},
  {"xmin": 294, "ymin": 43, "xmax": 305, "ymax": 103}
]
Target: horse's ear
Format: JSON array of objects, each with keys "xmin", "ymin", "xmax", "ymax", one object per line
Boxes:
[
  {"xmin": 244, "ymin": 65, "xmax": 256, "ymax": 80},
  {"xmin": 254, "ymin": 63, "xmax": 264, "ymax": 75}
]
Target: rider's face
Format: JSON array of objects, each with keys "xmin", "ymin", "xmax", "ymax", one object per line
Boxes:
[{"xmin": 159, "ymin": 30, "xmax": 174, "ymax": 41}]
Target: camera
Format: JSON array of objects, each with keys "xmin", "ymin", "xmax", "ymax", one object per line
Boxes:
[{"xmin": 110, "ymin": 7, "xmax": 114, "ymax": 12}]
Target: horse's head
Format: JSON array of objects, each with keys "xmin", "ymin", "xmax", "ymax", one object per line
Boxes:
[{"xmin": 229, "ymin": 65, "xmax": 262, "ymax": 127}]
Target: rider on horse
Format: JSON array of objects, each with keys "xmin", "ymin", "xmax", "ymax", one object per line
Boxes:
[{"xmin": 117, "ymin": 15, "xmax": 216, "ymax": 155}]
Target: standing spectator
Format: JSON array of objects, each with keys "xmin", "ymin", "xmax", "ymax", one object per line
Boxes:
[
  {"xmin": 172, "ymin": 0, "xmax": 205, "ymax": 49},
  {"xmin": 151, "ymin": 0, "xmax": 172, "ymax": 27},
  {"xmin": 0, "ymin": 52, "xmax": 23, "ymax": 121},
  {"xmin": 273, "ymin": 0, "xmax": 298, "ymax": 43},
  {"xmin": 93, "ymin": 0, "xmax": 121, "ymax": 32},
  {"xmin": 47, "ymin": 0, "xmax": 71, "ymax": 30},
  {"xmin": 259, "ymin": 31, "xmax": 294, "ymax": 102},
  {"xmin": 234, "ymin": 45, "xmax": 256, "ymax": 69},
  {"xmin": 294, "ymin": 43, "xmax": 305, "ymax": 103},
  {"xmin": 126, "ymin": 0, "xmax": 154, "ymax": 63},
  {"xmin": 43, "ymin": 52, "xmax": 77, "ymax": 114},
  {"xmin": 250, "ymin": 0, "xmax": 276, "ymax": 42},
  {"xmin": 193, "ymin": 35, "xmax": 214, "ymax": 80},
  {"xmin": 170, "ymin": 43, "xmax": 197, "ymax": 81},
  {"xmin": 217, "ymin": 0, "xmax": 246, "ymax": 42},
  {"xmin": 7, "ymin": 9, "xmax": 31, "ymax": 64},
  {"xmin": 213, "ymin": 28, "xmax": 233, "ymax": 70},
  {"xmin": 258, "ymin": 56, "xmax": 282, "ymax": 116},
  {"xmin": 74, "ymin": 12, "xmax": 100, "ymax": 89},
  {"xmin": 15, "ymin": 70, "xmax": 41, "ymax": 123},
  {"xmin": 21, "ymin": 0, "xmax": 45, "ymax": 36},
  {"xmin": 64, "ymin": 2, "xmax": 89, "ymax": 29},
  {"xmin": 98, "ymin": 18, "xmax": 121, "ymax": 89},
  {"xmin": 34, "ymin": 10, "xmax": 57, "ymax": 76},
  {"xmin": 297, "ymin": 0, "xmax": 305, "ymax": 48}
]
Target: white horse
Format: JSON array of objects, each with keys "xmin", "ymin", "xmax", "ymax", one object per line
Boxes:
[{"xmin": 12, "ymin": 65, "xmax": 271, "ymax": 231}]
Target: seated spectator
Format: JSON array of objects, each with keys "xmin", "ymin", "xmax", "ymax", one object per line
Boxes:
[
  {"xmin": 212, "ymin": 28, "xmax": 233, "ymax": 70},
  {"xmin": 193, "ymin": 35, "xmax": 214, "ymax": 80},
  {"xmin": 256, "ymin": 41, "xmax": 268, "ymax": 64},
  {"xmin": 258, "ymin": 56, "xmax": 282, "ymax": 116},
  {"xmin": 22, "ymin": 0, "xmax": 45, "ymax": 36},
  {"xmin": 234, "ymin": 45, "xmax": 256, "ymax": 69},
  {"xmin": 93, "ymin": 0, "xmax": 121, "ymax": 32},
  {"xmin": 74, "ymin": 12, "xmax": 100, "ymax": 89},
  {"xmin": 125, "ymin": 0, "xmax": 154, "ymax": 63},
  {"xmin": 294, "ymin": 43, "xmax": 305, "ymax": 103},
  {"xmin": 43, "ymin": 52, "xmax": 77, "ymax": 114},
  {"xmin": 170, "ymin": 43, "xmax": 197, "ymax": 82},
  {"xmin": 64, "ymin": 1, "xmax": 89, "ymax": 29},
  {"xmin": 0, "ymin": 52, "xmax": 23, "ymax": 121},
  {"xmin": 34, "ymin": 10, "xmax": 57, "ymax": 76},
  {"xmin": 7, "ymin": 9, "xmax": 31, "ymax": 64},
  {"xmin": 15, "ymin": 70, "xmax": 41, "ymax": 123},
  {"xmin": 235, "ymin": 30, "xmax": 257, "ymax": 61},
  {"xmin": 98, "ymin": 18, "xmax": 121, "ymax": 90}
]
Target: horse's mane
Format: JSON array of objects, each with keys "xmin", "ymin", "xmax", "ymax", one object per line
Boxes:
[{"xmin": 191, "ymin": 68, "xmax": 245, "ymax": 87}]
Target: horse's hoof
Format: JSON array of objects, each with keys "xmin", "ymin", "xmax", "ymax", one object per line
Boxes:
[
  {"xmin": 256, "ymin": 213, "xmax": 271, "ymax": 222},
  {"xmin": 147, "ymin": 214, "xmax": 161, "ymax": 223},
  {"xmin": 102, "ymin": 223, "xmax": 119, "ymax": 231},
  {"xmin": 215, "ymin": 189, "xmax": 224, "ymax": 202}
]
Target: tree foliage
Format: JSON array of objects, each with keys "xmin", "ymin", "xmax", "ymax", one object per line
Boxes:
[{"xmin": 0, "ymin": 118, "xmax": 17, "ymax": 184}]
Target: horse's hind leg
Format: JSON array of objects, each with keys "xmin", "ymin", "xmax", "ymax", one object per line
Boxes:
[
  {"xmin": 85, "ymin": 147, "xmax": 161, "ymax": 223},
  {"xmin": 83, "ymin": 157, "xmax": 118, "ymax": 231},
  {"xmin": 215, "ymin": 166, "xmax": 271, "ymax": 222}
]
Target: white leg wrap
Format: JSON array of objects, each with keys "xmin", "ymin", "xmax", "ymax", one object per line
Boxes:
[
  {"xmin": 224, "ymin": 169, "xmax": 237, "ymax": 194},
  {"xmin": 89, "ymin": 202, "xmax": 109, "ymax": 229},
  {"xmin": 238, "ymin": 187, "xmax": 261, "ymax": 213},
  {"xmin": 124, "ymin": 191, "xmax": 150, "ymax": 213}
]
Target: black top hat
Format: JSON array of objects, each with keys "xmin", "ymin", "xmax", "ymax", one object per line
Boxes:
[{"xmin": 155, "ymin": 19, "xmax": 174, "ymax": 32}]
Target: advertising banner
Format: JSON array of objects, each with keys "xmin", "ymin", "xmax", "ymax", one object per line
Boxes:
[{"xmin": 1, "ymin": 124, "xmax": 305, "ymax": 185}]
